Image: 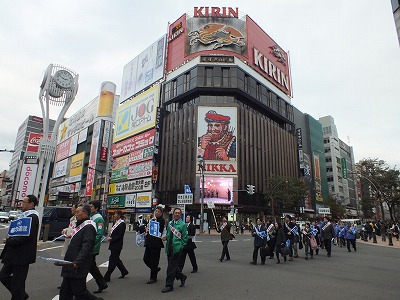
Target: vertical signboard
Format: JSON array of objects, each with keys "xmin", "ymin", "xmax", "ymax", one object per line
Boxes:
[
  {"xmin": 313, "ymin": 154, "xmax": 323, "ymax": 202},
  {"xmin": 17, "ymin": 164, "xmax": 38, "ymax": 200},
  {"xmin": 341, "ymin": 158, "xmax": 348, "ymax": 179},
  {"xmin": 85, "ymin": 121, "xmax": 101, "ymax": 197}
]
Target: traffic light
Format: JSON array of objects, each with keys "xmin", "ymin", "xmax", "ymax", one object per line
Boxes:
[{"xmin": 247, "ymin": 184, "xmax": 255, "ymax": 195}]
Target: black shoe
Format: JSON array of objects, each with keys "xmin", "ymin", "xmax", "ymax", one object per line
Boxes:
[
  {"xmin": 162, "ymin": 286, "xmax": 173, "ymax": 293},
  {"xmin": 191, "ymin": 269, "xmax": 198, "ymax": 273},
  {"xmin": 276, "ymin": 261, "xmax": 280, "ymax": 264},
  {"xmin": 180, "ymin": 275, "xmax": 187, "ymax": 287},
  {"xmin": 147, "ymin": 279, "xmax": 157, "ymax": 284},
  {"xmin": 250, "ymin": 261, "xmax": 257, "ymax": 265},
  {"xmin": 93, "ymin": 284, "xmax": 108, "ymax": 294},
  {"xmin": 219, "ymin": 258, "xmax": 223, "ymax": 262},
  {"xmin": 284, "ymin": 257, "xmax": 287, "ymax": 262},
  {"xmin": 226, "ymin": 258, "xmax": 230, "ymax": 261},
  {"xmin": 305, "ymin": 257, "xmax": 308, "ymax": 260},
  {"xmin": 348, "ymin": 250, "xmax": 351, "ymax": 252},
  {"xmin": 261, "ymin": 262, "xmax": 265, "ymax": 265},
  {"xmin": 119, "ymin": 272, "xmax": 128, "ymax": 279}
]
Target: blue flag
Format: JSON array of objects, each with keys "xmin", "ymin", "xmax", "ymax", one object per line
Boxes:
[{"xmin": 291, "ymin": 225, "xmax": 298, "ymax": 235}]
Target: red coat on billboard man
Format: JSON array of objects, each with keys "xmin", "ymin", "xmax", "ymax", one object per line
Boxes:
[{"xmin": 197, "ymin": 110, "xmax": 236, "ymax": 161}]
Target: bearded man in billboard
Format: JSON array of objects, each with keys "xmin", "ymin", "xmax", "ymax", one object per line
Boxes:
[{"xmin": 197, "ymin": 110, "xmax": 236, "ymax": 161}]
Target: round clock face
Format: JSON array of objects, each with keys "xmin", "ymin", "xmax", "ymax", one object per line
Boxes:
[{"xmin": 54, "ymin": 70, "xmax": 74, "ymax": 89}]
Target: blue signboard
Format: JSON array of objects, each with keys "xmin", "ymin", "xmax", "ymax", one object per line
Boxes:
[
  {"xmin": 149, "ymin": 220, "xmax": 160, "ymax": 237},
  {"xmin": 8, "ymin": 217, "xmax": 32, "ymax": 237}
]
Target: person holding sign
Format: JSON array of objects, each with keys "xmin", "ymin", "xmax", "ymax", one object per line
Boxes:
[
  {"xmin": 104, "ymin": 210, "xmax": 129, "ymax": 282},
  {"xmin": 0, "ymin": 194, "xmax": 39, "ymax": 300},
  {"xmin": 161, "ymin": 208, "xmax": 188, "ymax": 293},
  {"xmin": 143, "ymin": 206, "xmax": 165, "ymax": 284}
]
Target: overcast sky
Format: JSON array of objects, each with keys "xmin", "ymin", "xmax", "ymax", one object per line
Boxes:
[{"xmin": 0, "ymin": 0, "xmax": 399, "ymax": 173}]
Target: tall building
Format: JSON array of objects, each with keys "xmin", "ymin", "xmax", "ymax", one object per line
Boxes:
[
  {"xmin": 8, "ymin": 115, "xmax": 56, "ymax": 207},
  {"xmin": 319, "ymin": 115, "xmax": 359, "ymax": 217},
  {"xmin": 111, "ymin": 7, "xmax": 299, "ymax": 223},
  {"xmin": 391, "ymin": 0, "xmax": 400, "ymax": 45},
  {"xmin": 293, "ymin": 109, "xmax": 329, "ymax": 215}
]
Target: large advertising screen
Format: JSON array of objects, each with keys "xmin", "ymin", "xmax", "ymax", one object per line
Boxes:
[
  {"xmin": 120, "ymin": 35, "xmax": 166, "ymax": 103},
  {"xmin": 113, "ymin": 85, "xmax": 160, "ymax": 143},
  {"xmin": 197, "ymin": 106, "xmax": 237, "ymax": 175}
]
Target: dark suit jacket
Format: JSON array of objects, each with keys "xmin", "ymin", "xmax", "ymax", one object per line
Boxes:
[
  {"xmin": 61, "ymin": 219, "xmax": 96, "ymax": 278},
  {"xmin": 0, "ymin": 213, "xmax": 39, "ymax": 266},
  {"xmin": 145, "ymin": 216, "xmax": 165, "ymax": 249},
  {"xmin": 108, "ymin": 221, "xmax": 126, "ymax": 251},
  {"xmin": 252, "ymin": 224, "xmax": 267, "ymax": 247},
  {"xmin": 216, "ymin": 223, "xmax": 231, "ymax": 242},
  {"xmin": 184, "ymin": 223, "xmax": 197, "ymax": 250}
]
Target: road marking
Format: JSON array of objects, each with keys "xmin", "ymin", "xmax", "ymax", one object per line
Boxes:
[{"xmin": 37, "ymin": 245, "xmax": 63, "ymax": 252}]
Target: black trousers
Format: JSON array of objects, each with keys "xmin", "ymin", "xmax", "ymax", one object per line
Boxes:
[
  {"xmin": 0, "ymin": 264, "xmax": 29, "ymax": 300},
  {"xmin": 347, "ymin": 239, "xmax": 356, "ymax": 251},
  {"xmin": 59, "ymin": 277, "xmax": 97, "ymax": 300},
  {"xmin": 252, "ymin": 245, "xmax": 266, "ymax": 263},
  {"xmin": 324, "ymin": 239, "xmax": 332, "ymax": 255},
  {"xmin": 220, "ymin": 241, "xmax": 230, "ymax": 260},
  {"xmin": 143, "ymin": 247, "xmax": 162, "ymax": 280},
  {"xmin": 89, "ymin": 254, "xmax": 106, "ymax": 288},
  {"xmin": 165, "ymin": 250, "xmax": 185, "ymax": 288},
  {"xmin": 104, "ymin": 248, "xmax": 128, "ymax": 280},
  {"xmin": 178, "ymin": 248, "xmax": 198, "ymax": 271}
]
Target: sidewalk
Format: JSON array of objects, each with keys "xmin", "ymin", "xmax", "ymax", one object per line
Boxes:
[{"xmin": 357, "ymin": 236, "xmax": 400, "ymax": 249}]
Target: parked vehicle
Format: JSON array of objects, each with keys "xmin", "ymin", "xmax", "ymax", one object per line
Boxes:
[
  {"xmin": 41, "ymin": 206, "xmax": 73, "ymax": 239},
  {"xmin": 0, "ymin": 211, "xmax": 9, "ymax": 223},
  {"xmin": 8, "ymin": 210, "xmax": 19, "ymax": 221}
]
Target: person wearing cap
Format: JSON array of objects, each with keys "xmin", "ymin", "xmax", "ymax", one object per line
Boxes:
[
  {"xmin": 143, "ymin": 206, "xmax": 165, "ymax": 284},
  {"xmin": 197, "ymin": 110, "xmax": 236, "ymax": 161},
  {"xmin": 59, "ymin": 204, "xmax": 103, "ymax": 300},
  {"xmin": 0, "ymin": 194, "xmax": 39, "ymax": 300}
]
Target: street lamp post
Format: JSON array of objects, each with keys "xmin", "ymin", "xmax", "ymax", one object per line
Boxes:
[
  {"xmin": 33, "ymin": 64, "xmax": 79, "ymax": 240},
  {"xmin": 198, "ymin": 157, "xmax": 205, "ymax": 234}
]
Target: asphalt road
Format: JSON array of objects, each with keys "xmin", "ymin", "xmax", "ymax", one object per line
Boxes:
[{"xmin": 0, "ymin": 224, "xmax": 399, "ymax": 300}]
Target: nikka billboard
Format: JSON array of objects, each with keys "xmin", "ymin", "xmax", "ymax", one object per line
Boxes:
[{"xmin": 197, "ymin": 106, "xmax": 237, "ymax": 175}]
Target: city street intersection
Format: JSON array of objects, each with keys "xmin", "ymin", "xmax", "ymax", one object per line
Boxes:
[{"xmin": 0, "ymin": 225, "xmax": 399, "ymax": 300}]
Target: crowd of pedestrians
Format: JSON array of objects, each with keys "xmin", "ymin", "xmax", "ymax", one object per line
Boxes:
[{"xmin": 2, "ymin": 196, "xmax": 399, "ymax": 299}]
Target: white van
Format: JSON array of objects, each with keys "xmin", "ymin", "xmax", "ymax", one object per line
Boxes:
[{"xmin": 340, "ymin": 219, "xmax": 362, "ymax": 231}]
